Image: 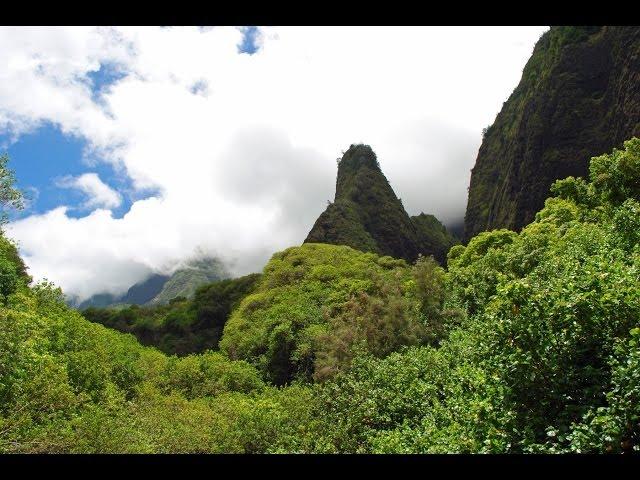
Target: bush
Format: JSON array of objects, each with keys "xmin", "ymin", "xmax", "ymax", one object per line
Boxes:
[{"xmin": 220, "ymin": 243, "xmax": 444, "ymax": 384}]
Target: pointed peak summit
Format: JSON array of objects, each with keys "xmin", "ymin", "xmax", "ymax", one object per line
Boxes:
[
  {"xmin": 337, "ymin": 144, "xmax": 380, "ymax": 173},
  {"xmin": 306, "ymin": 144, "xmax": 456, "ymax": 264},
  {"xmin": 335, "ymin": 144, "xmax": 386, "ymax": 201}
]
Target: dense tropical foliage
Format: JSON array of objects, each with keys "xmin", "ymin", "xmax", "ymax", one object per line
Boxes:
[
  {"xmin": 82, "ymin": 274, "xmax": 261, "ymax": 355},
  {"xmin": 2, "ymin": 139, "xmax": 640, "ymax": 453}
]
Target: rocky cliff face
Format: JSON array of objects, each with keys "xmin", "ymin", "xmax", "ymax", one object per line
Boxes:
[
  {"xmin": 465, "ymin": 26, "xmax": 640, "ymax": 240},
  {"xmin": 305, "ymin": 144, "xmax": 457, "ymax": 263}
]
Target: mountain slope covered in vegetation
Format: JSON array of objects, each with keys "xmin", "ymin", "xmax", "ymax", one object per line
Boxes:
[
  {"xmin": 465, "ymin": 26, "xmax": 640, "ymax": 240},
  {"xmin": 305, "ymin": 144, "xmax": 458, "ymax": 264},
  {"xmin": 74, "ymin": 273, "xmax": 170, "ymax": 309},
  {"xmin": 82, "ymin": 273, "xmax": 261, "ymax": 355},
  {"xmin": 74, "ymin": 256, "xmax": 228, "ymax": 309},
  {"xmin": 147, "ymin": 257, "xmax": 228, "ymax": 306},
  {"xmin": 3, "ymin": 139, "xmax": 640, "ymax": 452}
]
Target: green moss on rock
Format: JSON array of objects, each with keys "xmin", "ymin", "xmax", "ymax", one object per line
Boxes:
[
  {"xmin": 305, "ymin": 144, "xmax": 456, "ymax": 264},
  {"xmin": 465, "ymin": 26, "xmax": 640, "ymax": 240}
]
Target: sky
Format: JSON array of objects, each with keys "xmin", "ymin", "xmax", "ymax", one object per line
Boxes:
[{"xmin": 1, "ymin": 26, "xmax": 549, "ymax": 301}]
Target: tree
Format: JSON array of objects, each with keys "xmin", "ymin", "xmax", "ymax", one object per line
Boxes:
[{"xmin": 0, "ymin": 153, "xmax": 24, "ymax": 226}]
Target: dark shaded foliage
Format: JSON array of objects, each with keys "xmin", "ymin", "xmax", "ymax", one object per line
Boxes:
[
  {"xmin": 411, "ymin": 213, "xmax": 460, "ymax": 265},
  {"xmin": 465, "ymin": 26, "xmax": 640, "ymax": 240},
  {"xmin": 82, "ymin": 274, "xmax": 261, "ymax": 355}
]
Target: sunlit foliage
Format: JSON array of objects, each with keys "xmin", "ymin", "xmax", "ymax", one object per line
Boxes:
[{"xmin": 3, "ymin": 140, "xmax": 640, "ymax": 452}]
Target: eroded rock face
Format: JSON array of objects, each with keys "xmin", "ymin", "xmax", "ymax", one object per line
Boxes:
[
  {"xmin": 305, "ymin": 144, "xmax": 457, "ymax": 263},
  {"xmin": 464, "ymin": 26, "xmax": 640, "ymax": 241}
]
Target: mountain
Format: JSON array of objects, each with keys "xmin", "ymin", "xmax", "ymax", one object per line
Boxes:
[
  {"xmin": 411, "ymin": 213, "xmax": 459, "ymax": 264},
  {"xmin": 71, "ymin": 293, "xmax": 111, "ymax": 309},
  {"xmin": 74, "ymin": 256, "xmax": 228, "ymax": 309},
  {"xmin": 120, "ymin": 273, "xmax": 171, "ymax": 305},
  {"xmin": 304, "ymin": 144, "xmax": 457, "ymax": 263},
  {"xmin": 147, "ymin": 257, "xmax": 228, "ymax": 305},
  {"xmin": 464, "ymin": 26, "xmax": 640, "ymax": 241}
]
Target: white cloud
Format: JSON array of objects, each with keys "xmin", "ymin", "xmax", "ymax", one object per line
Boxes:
[
  {"xmin": 3, "ymin": 26, "xmax": 549, "ymax": 300},
  {"xmin": 56, "ymin": 173, "xmax": 122, "ymax": 210}
]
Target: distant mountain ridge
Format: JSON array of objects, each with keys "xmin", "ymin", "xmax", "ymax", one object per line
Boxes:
[
  {"xmin": 305, "ymin": 144, "xmax": 458, "ymax": 264},
  {"xmin": 71, "ymin": 256, "xmax": 228, "ymax": 309},
  {"xmin": 147, "ymin": 257, "xmax": 228, "ymax": 305}
]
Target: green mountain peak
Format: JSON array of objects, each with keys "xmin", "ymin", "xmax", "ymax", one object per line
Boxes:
[{"xmin": 305, "ymin": 144, "xmax": 457, "ymax": 263}]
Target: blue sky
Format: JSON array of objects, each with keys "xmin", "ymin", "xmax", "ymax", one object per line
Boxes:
[
  {"xmin": 2, "ymin": 27, "xmax": 259, "ymax": 222},
  {"xmin": 239, "ymin": 26, "xmax": 259, "ymax": 54},
  {"xmin": 1, "ymin": 123, "xmax": 134, "ymax": 219}
]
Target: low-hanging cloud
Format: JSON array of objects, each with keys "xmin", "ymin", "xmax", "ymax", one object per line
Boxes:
[{"xmin": 3, "ymin": 26, "xmax": 548, "ymax": 300}]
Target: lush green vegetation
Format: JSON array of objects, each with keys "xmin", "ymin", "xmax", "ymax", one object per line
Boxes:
[
  {"xmin": 2, "ymin": 139, "xmax": 640, "ymax": 453},
  {"xmin": 305, "ymin": 144, "xmax": 457, "ymax": 264},
  {"xmin": 0, "ymin": 153, "xmax": 24, "ymax": 226},
  {"xmin": 292, "ymin": 138, "xmax": 640, "ymax": 453},
  {"xmin": 220, "ymin": 244, "xmax": 450, "ymax": 384},
  {"xmin": 82, "ymin": 274, "xmax": 261, "ymax": 355},
  {"xmin": 0, "ymin": 280, "xmax": 315, "ymax": 452}
]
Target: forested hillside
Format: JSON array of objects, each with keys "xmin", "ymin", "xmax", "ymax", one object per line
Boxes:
[
  {"xmin": 82, "ymin": 274, "xmax": 261, "ymax": 355},
  {"xmin": 2, "ymin": 139, "xmax": 640, "ymax": 453},
  {"xmin": 465, "ymin": 26, "xmax": 640, "ymax": 240}
]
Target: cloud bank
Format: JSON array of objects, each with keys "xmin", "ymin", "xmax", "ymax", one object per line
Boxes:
[{"xmin": 2, "ymin": 26, "xmax": 548, "ymax": 300}]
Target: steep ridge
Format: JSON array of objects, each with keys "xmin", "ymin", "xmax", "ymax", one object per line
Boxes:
[
  {"xmin": 411, "ymin": 213, "xmax": 459, "ymax": 264},
  {"xmin": 305, "ymin": 144, "xmax": 456, "ymax": 263},
  {"xmin": 464, "ymin": 26, "xmax": 640, "ymax": 240}
]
